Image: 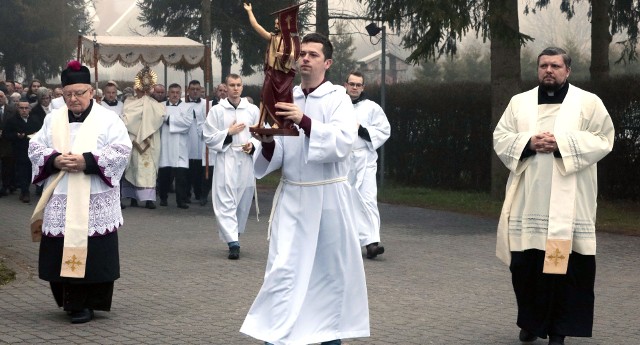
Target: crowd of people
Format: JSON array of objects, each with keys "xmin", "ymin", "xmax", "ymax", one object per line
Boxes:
[{"xmin": 0, "ymin": 18, "xmax": 614, "ymax": 345}]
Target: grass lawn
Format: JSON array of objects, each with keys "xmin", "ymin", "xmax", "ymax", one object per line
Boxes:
[
  {"xmin": 257, "ymin": 174, "xmax": 639, "ymax": 236},
  {"xmin": 0, "ymin": 260, "xmax": 16, "ymax": 287}
]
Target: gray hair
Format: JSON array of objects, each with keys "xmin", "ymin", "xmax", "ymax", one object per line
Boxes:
[{"xmin": 36, "ymin": 87, "xmax": 51, "ymax": 102}]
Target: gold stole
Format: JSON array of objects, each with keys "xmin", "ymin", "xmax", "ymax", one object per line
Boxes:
[{"xmin": 29, "ymin": 108, "xmax": 99, "ymax": 278}]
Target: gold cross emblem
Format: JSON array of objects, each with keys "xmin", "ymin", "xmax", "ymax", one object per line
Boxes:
[
  {"xmin": 285, "ymin": 15, "xmax": 292, "ymax": 30},
  {"xmin": 547, "ymin": 248, "xmax": 566, "ymax": 266},
  {"xmin": 64, "ymin": 254, "xmax": 83, "ymax": 272}
]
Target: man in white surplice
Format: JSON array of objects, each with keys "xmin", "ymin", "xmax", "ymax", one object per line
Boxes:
[
  {"xmin": 202, "ymin": 74, "xmax": 259, "ymax": 260},
  {"xmin": 241, "ymin": 33, "xmax": 369, "ymax": 345},
  {"xmin": 493, "ymin": 47, "xmax": 614, "ymax": 345},
  {"xmin": 29, "ymin": 61, "xmax": 132, "ymax": 323},
  {"xmin": 344, "ymin": 70, "xmax": 390, "ymax": 260},
  {"xmin": 183, "ymin": 80, "xmax": 207, "ymax": 203},
  {"xmin": 158, "ymin": 83, "xmax": 194, "ymax": 209}
]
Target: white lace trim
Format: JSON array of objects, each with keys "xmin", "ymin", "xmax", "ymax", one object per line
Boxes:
[
  {"xmin": 29, "ymin": 142, "xmax": 55, "ymax": 181},
  {"xmin": 42, "ymin": 188, "xmax": 123, "ymax": 237},
  {"xmin": 98, "ymin": 144, "xmax": 131, "ymax": 181}
]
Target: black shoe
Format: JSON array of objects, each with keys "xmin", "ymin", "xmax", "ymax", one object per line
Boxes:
[
  {"xmin": 548, "ymin": 335, "xmax": 565, "ymax": 345},
  {"xmin": 70, "ymin": 308, "xmax": 94, "ymax": 324},
  {"xmin": 130, "ymin": 198, "xmax": 139, "ymax": 207},
  {"xmin": 184, "ymin": 198, "xmax": 192, "ymax": 204},
  {"xmin": 177, "ymin": 203, "xmax": 189, "ymax": 209},
  {"xmin": 160, "ymin": 199, "xmax": 168, "ymax": 206},
  {"xmin": 228, "ymin": 246, "xmax": 240, "ymax": 260},
  {"xmin": 145, "ymin": 201, "xmax": 156, "ymax": 209},
  {"xmin": 120, "ymin": 202, "xmax": 127, "ymax": 209},
  {"xmin": 518, "ymin": 329, "xmax": 538, "ymax": 342},
  {"xmin": 0, "ymin": 189, "xmax": 6, "ymax": 197},
  {"xmin": 199, "ymin": 198, "xmax": 208, "ymax": 206},
  {"xmin": 366, "ymin": 243, "xmax": 385, "ymax": 259}
]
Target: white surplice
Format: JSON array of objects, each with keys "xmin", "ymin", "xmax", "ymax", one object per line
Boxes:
[
  {"xmin": 348, "ymin": 98, "xmax": 390, "ymax": 246},
  {"xmin": 202, "ymin": 98, "xmax": 259, "ymax": 243},
  {"xmin": 240, "ymin": 82, "xmax": 370, "ymax": 345},
  {"xmin": 493, "ymin": 84, "xmax": 614, "ymax": 265},
  {"xmin": 29, "ymin": 103, "xmax": 132, "ymax": 236},
  {"xmin": 101, "ymin": 100, "xmax": 124, "ymax": 118},
  {"xmin": 183, "ymin": 98, "xmax": 206, "ymax": 160},
  {"xmin": 159, "ymin": 100, "xmax": 194, "ymax": 168}
]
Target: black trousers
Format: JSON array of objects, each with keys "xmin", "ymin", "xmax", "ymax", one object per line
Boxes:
[
  {"xmin": 158, "ymin": 167, "xmax": 189, "ymax": 204},
  {"xmin": 187, "ymin": 159, "xmax": 203, "ymax": 200},
  {"xmin": 50, "ymin": 281, "xmax": 115, "ymax": 312},
  {"xmin": 0, "ymin": 156, "xmax": 15, "ymax": 191},
  {"xmin": 200, "ymin": 165, "xmax": 214, "ymax": 201},
  {"xmin": 510, "ymin": 249, "xmax": 595, "ymax": 338},
  {"xmin": 14, "ymin": 157, "xmax": 31, "ymax": 195}
]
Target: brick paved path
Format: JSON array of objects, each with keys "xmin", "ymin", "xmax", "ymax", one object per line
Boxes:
[{"xmin": 1, "ymin": 188, "xmax": 639, "ymax": 344}]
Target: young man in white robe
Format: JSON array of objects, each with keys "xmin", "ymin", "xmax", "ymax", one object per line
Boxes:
[
  {"xmin": 241, "ymin": 32, "xmax": 369, "ymax": 345},
  {"xmin": 100, "ymin": 81, "xmax": 124, "ymax": 117},
  {"xmin": 158, "ymin": 83, "xmax": 194, "ymax": 209},
  {"xmin": 493, "ymin": 47, "xmax": 614, "ymax": 345},
  {"xmin": 28, "ymin": 61, "xmax": 132, "ymax": 324},
  {"xmin": 183, "ymin": 80, "xmax": 207, "ymax": 204},
  {"xmin": 203, "ymin": 74, "xmax": 259, "ymax": 260},
  {"xmin": 344, "ymin": 71, "xmax": 391, "ymax": 259}
]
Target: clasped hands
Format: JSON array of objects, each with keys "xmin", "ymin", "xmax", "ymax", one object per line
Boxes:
[
  {"xmin": 530, "ymin": 132, "xmax": 558, "ymax": 154},
  {"xmin": 54, "ymin": 153, "xmax": 86, "ymax": 173}
]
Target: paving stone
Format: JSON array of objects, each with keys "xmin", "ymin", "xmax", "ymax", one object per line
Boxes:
[{"xmin": 1, "ymin": 188, "xmax": 639, "ymax": 344}]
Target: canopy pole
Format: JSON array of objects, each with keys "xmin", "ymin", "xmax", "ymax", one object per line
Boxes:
[
  {"xmin": 76, "ymin": 32, "xmax": 82, "ymax": 60},
  {"xmin": 93, "ymin": 34, "xmax": 99, "ymax": 90},
  {"xmin": 204, "ymin": 39, "xmax": 211, "ymax": 179}
]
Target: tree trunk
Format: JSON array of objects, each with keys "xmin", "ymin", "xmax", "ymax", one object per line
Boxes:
[
  {"xmin": 489, "ymin": 0, "xmax": 521, "ymax": 199},
  {"xmin": 219, "ymin": 27, "xmax": 232, "ymax": 84},
  {"xmin": 316, "ymin": 0, "xmax": 329, "ymax": 37},
  {"xmin": 590, "ymin": 0, "xmax": 611, "ymax": 82}
]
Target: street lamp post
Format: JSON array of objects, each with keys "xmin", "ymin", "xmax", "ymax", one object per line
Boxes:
[{"xmin": 365, "ymin": 23, "xmax": 386, "ymax": 188}]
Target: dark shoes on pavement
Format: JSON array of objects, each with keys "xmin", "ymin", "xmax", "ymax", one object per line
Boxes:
[
  {"xmin": 366, "ymin": 242, "xmax": 385, "ymax": 259},
  {"xmin": 177, "ymin": 202, "xmax": 189, "ymax": 209},
  {"xmin": 518, "ymin": 329, "xmax": 537, "ymax": 342},
  {"xmin": 548, "ymin": 335, "xmax": 565, "ymax": 345},
  {"xmin": 70, "ymin": 308, "xmax": 94, "ymax": 324},
  {"xmin": 160, "ymin": 199, "xmax": 168, "ymax": 206},
  {"xmin": 228, "ymin": 246, "xmax": 240, "ymax": 260},
  {"xmin": 19, "ymin": 193, "xmax": 30, "ymax": 203},
  {"xmin": 145, "ymin": 201, "xmax": 156, "ymax": 209},
  {"xmin": 130, "ymin": 198, "xmax": 138, "ymax": 207}
]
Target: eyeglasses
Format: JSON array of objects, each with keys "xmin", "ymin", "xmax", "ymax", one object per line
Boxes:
[
  {"xmin": 63, "ymin": 88, "xmax": 91, "ymax": 99},
  {"xmin": 347, "ymin": 82, "xmax": 363, "ymax": 88}
]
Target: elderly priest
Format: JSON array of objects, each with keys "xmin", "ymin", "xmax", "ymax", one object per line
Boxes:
[{"xmin": 28, "ymin": 61, "xmax": 132, "ymax": 324}]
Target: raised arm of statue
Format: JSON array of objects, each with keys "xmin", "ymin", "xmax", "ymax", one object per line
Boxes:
[{"xmin": 244, "ymin": 3, "xmax": 272, "ymax": 41}]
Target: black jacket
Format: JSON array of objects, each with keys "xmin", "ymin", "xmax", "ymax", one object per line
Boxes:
[{"xmin": 3, "ymin": 115, "xmax": 42, "ymax": 160}]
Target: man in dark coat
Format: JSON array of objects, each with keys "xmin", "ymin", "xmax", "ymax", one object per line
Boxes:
[
  {"xmin": 3, "ymin": 98, "xmax": 42, "ymax": 202},
  {"xmin": 0, "ymin": 89, "xmax": 18, "ymax": 196}
]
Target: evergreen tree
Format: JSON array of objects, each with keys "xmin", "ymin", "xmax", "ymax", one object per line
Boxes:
[
  {"xmin": 329, "ymin": 21, "xmax": 358, "ymax": 85},
  {"xmin": 359, "ymin": 0, "xmax": 526, "ymax": 197},
  {"xmin": 138, "ymin": 0, "xmax": 311, "ymax": 83},
  {"xmin": 0, "ymin": 0, "xmax": 91, "ymax": 81}
]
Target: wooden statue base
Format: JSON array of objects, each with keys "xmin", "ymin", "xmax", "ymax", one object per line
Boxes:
[{"xmin": 250, "ymin": 126, "xmax": 299, "ymax": 136}]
